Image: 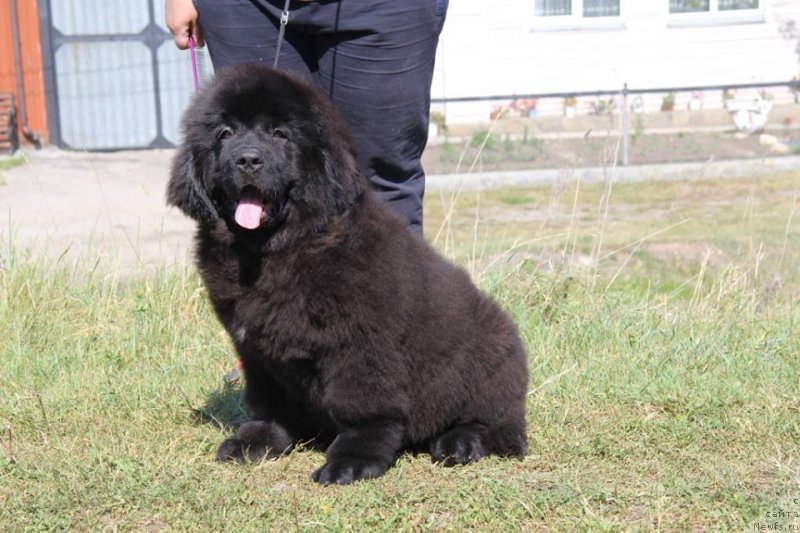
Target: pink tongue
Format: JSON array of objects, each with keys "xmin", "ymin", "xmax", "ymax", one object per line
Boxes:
[{"xmin": 234, "ymin": 191, "xmax": 266, "ymax": 229}]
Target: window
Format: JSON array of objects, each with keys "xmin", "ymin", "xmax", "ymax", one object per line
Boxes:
[
  {"xmin": 670, "ymin": 0, "xmax": 758, "ymax": 12},
  {"xmin": 584, "ymin": 0, "xmax": 621, "ymax": 17},
  {"xmin": 535, "ymin": 0, "xmax": 621, "ymax": 18},
  {"xmin": 718, "ymin": 0, "xmax": 759, "ymax": 9},
  {"xmin": 668, "ymin": 0, "xmax": 762, "ymax": 25},
  {"xmin": 535, "ymin": 0, "xmax": 572, "ymax": 16},
  {"xmin": 533, "ymin": 0, "xmax": 622, "ymax": 30},
  {"xmin": 669, "ymin": 0, "xmax": 710, "ymax": 13}
]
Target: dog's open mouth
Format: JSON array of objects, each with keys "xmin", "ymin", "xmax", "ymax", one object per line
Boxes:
[
  {"xmin": 232, "ymin": 184, "xmax": 290, "ymax": 231},
  {"xmin": 234, "ymin": 185, "xmax": 268, "ymax": 230}
]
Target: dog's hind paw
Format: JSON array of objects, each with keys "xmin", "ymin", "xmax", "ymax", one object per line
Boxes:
[{"xmin": 216, "ymin": 420, "xmax": 293, "ymax": 463}]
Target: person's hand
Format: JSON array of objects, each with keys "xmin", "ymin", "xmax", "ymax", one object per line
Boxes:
[{"xmin": 166, "ymin": 0, "xmax": 204, "ymax": 50}]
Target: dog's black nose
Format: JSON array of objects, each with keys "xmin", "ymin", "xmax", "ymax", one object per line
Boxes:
[{"xmin": 234, "ymin": 148, "xmax": 264, "ymax": 173}]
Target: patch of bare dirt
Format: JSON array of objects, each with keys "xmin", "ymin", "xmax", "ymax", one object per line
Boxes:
[{"xmin": 642, "ymin": 241, "xmax": 730, "ymax": 268}]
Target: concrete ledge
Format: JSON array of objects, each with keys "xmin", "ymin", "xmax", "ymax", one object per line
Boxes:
[{"xmin": 427, "ymin": 155, "xmax": 800, "ymax": 191}]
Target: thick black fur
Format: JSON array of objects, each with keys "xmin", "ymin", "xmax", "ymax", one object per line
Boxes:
[{"xmin": 168, "ymin": 64, "xmax": 528, "ymax": 485}]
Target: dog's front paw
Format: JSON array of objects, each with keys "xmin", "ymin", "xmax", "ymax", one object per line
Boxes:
[
  {"xmin": 311, "ymin": 457, "xmax": 390, "ymax": 485},
  {"xmin": 216, "ymin": 420, "xmax": 293, "ymax": 463}
]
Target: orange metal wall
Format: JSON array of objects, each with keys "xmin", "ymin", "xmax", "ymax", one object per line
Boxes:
[{"xmin": 0, "ymin": 0, "xmax": 48, "ymax": 144}]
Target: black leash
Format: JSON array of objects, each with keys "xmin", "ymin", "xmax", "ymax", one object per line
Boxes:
[{"xmin": 274, "ymin": 0, "xmax": 292, "ymax": 69}]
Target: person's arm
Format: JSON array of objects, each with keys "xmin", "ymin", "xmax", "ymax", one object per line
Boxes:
[{"xmin": 165, "ymin": 0, "xmax": 204, "ymax": 49}]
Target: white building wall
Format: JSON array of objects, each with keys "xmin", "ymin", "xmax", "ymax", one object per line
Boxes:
[{"xmin": 432, "ymin": 0, "xmax": 800, "ymax": 124}]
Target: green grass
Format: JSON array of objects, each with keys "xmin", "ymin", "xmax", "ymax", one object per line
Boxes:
[
  {"xmin": 0, "ymin": 153, "xmax": 26, "ymax": 186},
  {"xmin": 2, "ymin": 172, "xmax": 800, "ymax": 530}
]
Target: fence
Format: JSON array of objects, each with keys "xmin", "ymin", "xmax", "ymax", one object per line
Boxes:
[{"xmin": 431, "ymin": 80, "xmax": 800, "ymax": 167}]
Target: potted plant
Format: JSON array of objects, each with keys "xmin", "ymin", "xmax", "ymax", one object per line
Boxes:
[
  {"xmin": 723, "ymin": 88, "xmax": 735, "ymax": 109},
  {"xmin": 429, "ymin": 110, "xmax": 447, "ymax": 139},
  {"xmin": 528, "ymin": 98, "xmax": 539, "ymax": 118},
  {"xmin": 660, "ymin": 92, "xmax": 676, "ymax": 112},
  {"xmin": 515, "ymin": 97, "xmax": 539, "ymax": 118},
  {"xmin": 688, "ymin": 91, "xmax": 703, "ymax": 111},
  {"xmin": 490, "ymin": 104, "xmax": 506, "ymax": 121},
  {"xmin": 563, "ymin": 96, "xmax": 577, "ymax": 118},
  {"xmin": 631, "ymin": 95, "xmax": 645, "ymax": 114}
]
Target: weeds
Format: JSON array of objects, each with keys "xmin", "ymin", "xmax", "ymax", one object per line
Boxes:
[
  {"xmin": 632, "ymin": 113, "xmax": 645, "ymax": 145},
  {"xmin": 434, "ymin": 128, "xmax": 546, "ymax": 175},
  {"xmin": 424, "ymin": 129, "xmax": 782, "ymax": 174},
  {"xmin": 470, "ymin": 128, "xmax": 495, "ymax": 151}
]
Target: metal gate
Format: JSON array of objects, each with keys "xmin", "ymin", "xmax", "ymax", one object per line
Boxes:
[{"xmin": 39, "ymin": 0, "xmax": 196, "ymax": 150}]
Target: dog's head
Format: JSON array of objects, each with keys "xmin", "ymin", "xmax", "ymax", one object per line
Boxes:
[{"xmin": 167, "ymin": 64, "xmax": 365, "ymax": 245}]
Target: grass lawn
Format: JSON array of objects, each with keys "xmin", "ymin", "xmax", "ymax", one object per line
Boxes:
[{"xmin": 1, "ymin": 172, "xmax": 799, "ymax": 530}]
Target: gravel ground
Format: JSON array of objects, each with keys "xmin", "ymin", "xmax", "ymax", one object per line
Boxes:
[{"xmin": 2, "ymin": 147, "xmax": 798, "ymax": 271}]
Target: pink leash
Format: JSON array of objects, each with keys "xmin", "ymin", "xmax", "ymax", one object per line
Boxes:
[{"xmin": 188, "ymin": 35, "xmax": 200, "ymax": 95}]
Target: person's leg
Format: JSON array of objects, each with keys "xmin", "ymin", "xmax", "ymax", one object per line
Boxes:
[
  {"xmin": 311, "ymin": 0, "xmax": 448, "ymax": 234},
  {"xmin": 193, "ymin": 0, "xmax": 314, "ymax": 79},
  {"xmin": 196, "ymin": 0, "xmax": 449, "ymax": 233}
]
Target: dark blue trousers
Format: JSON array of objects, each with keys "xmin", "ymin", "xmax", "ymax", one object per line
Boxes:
[{"xmin": 193, "ymin": 0, "xmax": 448, "ymax": 234}]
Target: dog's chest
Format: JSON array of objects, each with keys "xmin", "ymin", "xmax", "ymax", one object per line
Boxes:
[
  {"xmin": 199, "ymin": 239, "xmax": 355, "ymax": 367},
  {"xmin": 203, "ymin": 256, "xmax": 318, "ymax": 355}
]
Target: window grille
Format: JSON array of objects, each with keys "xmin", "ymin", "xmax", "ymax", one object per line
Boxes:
[
  {"xmin": 536, "ymin": 0, "xmax": 620, "ymax": 17},
  {"xmin": 535, "ymin": 0, "xmax": 571, "ymax": 16},
  {"xmin": 719, "ymin": 0, "xmax": 758, "ymax": 9},
  {"xmin": 669, "ymin": 0, "xmax": 710, "ymax": 13},
  {"xmin": 584, "ymin": 0, "xmax": 620, "ymax": 17}
]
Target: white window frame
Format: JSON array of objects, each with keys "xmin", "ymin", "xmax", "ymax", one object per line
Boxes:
[
  {"xmin": 531, "ymin": 0, "xmax": 625, "ymax": 32},
  {"xmin": 668, "ymin": 0, "xmax": 765, "ymax": 27}
]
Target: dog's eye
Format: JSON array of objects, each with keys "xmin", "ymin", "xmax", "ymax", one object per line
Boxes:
[
  {"xmin": 218, "ymin": 127, "xmax": 233, "ymax": 140},
  {"xmin": 272, "ymin": 128, "xmax": 288, "ymax": 140}
]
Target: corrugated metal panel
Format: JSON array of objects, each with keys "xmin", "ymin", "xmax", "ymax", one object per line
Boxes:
[
  {"xmin": 56, "ymin": 41, "xmax": 157, "ymax": 149},
  {"xmin": 50, "ymin": 0, "xmax": 149, "ymax": 36},
  {"xmin": 45, "ymin": 0, "xmax": 196, "ymax": 149}
]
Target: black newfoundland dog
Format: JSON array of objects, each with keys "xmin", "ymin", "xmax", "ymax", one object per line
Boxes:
[{"xmin": 167, "ymin": 64, "xmax": 528, "ymax": 485}]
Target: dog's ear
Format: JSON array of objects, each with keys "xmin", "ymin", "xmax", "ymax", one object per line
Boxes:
[
  {"xmin": 311, "ymin": 142, "xmax": 365, "ymax": 214},
  {"xmin": 315, "ymin": 116, "xmax": 366, "ymax": 204},
  {"xmin": 167, "ymin": 145, "xmax": 219, "ymax": 225}
]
